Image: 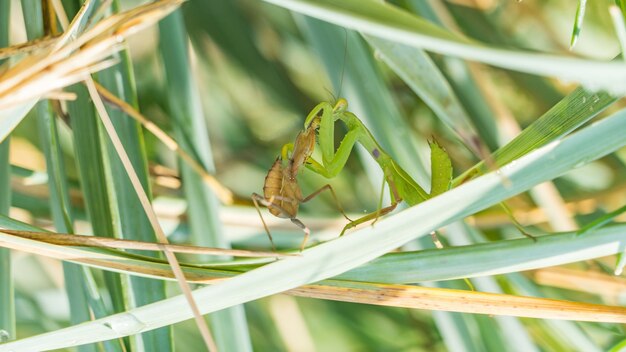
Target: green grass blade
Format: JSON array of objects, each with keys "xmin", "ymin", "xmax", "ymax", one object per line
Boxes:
[
  {"xmin": 96, "ymin": 2, "xmax": 173, "ymax": 349},
  {"xmin": 0, "ymin": 144, "xmax": 11, "ymax": 344},
  {"xmin": 7, "ymin": 95, "xmax": 626, "ymax": 351},
  {"xmin": 0, "ymin": 101, "xmax": 37, "ymax": 144},
  {"xmin": 456, "ymin": 88, "xmax": 616, "ymax": 184},
  {"xmin": 0, "ymin": 0, "xmax": 13, "ymax": 343},
  {"xmin": 619, "ymin": 0, "xmax": 626, "ymax": 21},
  {"xmin": 1, "ymin": 215, "xmax": 626, "ymax": 294},
  {"xmin": 448, "ymin": 224, "xmax": 537, "ymax": 351},
  {"xmin": 19, "ymin": 3, "xmax": 105, "ymax": 350},
  {"xmin": 158, "ymin": 10, "xmax": 252, "ymax": 351},
  {"xmin": 19, "ymin": 0, "xmax": 123, "ymax": 349},
  {"xmin": 263, "ymin": 0, "xmax": 626, "ymax": 93},
  {"xmin": 406, "ymin": 1, "xmax": 502, "ymax": 151},
  {"xmin": 363, "ymin": 35, "xmax": 483, "ymax": 155},
  {"xmin": 66, "ymin": 84, "xmax": 128, "ymax": 318},
  {"xmin": 183, "ymin": 0, "xmax": 308, "ymax": 112},
  {"xmin": 338, "ymin": 224, "xmax": 626, "ymax": 283},
  {"xmin": 37, "ymin": 103, "xmax": 110, "ymax": 352},
  {"xmin": 508, "ymin": 273, "xmax": 600, "ymax": 352},
  {"xmin": 571, "ymin": 0, "xmax": 588, "ymax": 48},
  {"xmin": 609, "ymin": 339, "xmax": 626, "ymax": 351}
]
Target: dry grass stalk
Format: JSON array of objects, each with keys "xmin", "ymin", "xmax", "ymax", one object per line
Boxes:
[
  {"xmin": 0, "ymin": 0, "xmax": 183, "ymax": 111},
  {"xmin": 0, "ymin": 228, "xmax": 288, "ymax": 258}
]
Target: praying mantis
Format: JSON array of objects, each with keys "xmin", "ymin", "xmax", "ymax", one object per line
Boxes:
[
  {"xmin": 253, "ymin": 98, "xmax": 453, "ymax": 251},
  {"xmin": 251, "ymin": 114, "xmax": 352, "ymax": 251}
]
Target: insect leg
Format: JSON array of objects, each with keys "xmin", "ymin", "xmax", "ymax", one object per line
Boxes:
[
  {"xmin": 253, "ymin": 194, "xmax": 308, "ymax": 250},
  {"xmin": 290, "ymin": 217, "xmax": 310, "ymax": 252},
  {"xmin": 371, "ymin": 177, "xmax": 403, "ymax": 227},
  {"xmin": 338, "ymin": 201, "xmax": 399, "ymax": 237},
  {"xmin": 252, "ymin": 193, "xmax": 276, "ymax": 251},
  {"xmin": 301, "ymin": 184, "xmax": 352, "ymax": 221}
]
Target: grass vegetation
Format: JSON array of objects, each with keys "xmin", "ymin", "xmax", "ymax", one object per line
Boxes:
[{"xmin": 1, "ymin": 0, "xmax": 626, "ymax": 351}]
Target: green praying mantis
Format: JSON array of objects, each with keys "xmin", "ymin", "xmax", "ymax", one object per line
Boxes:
[{"xmin": 252, "ymin": 98, "xmax": 454, "ymax": 251}]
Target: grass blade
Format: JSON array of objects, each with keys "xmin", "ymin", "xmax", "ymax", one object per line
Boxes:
[
  {"xmin": 158, "ymin": 10, "xmax": 252, "ymax": 351},
  {"xmin": 5, "ymin": 95, "xmax": 626, "ymax": 351},
  {"xmin": 456, "ymin": 87, "xmax": 616, "ymax": 184},
  {"xmin": 0, "ymin": 138, "xmax": 11, "ymax": 343},
  {"xmin": 2, "ymin": 217, "xmax": 625, "ymax": 289},
  {"xmin": 338, "ymin": 225, "xmax": 626, "ymax": 283},
  {"xmin": 363, "ymin": 35, "xmax": 483, "ymax": 156},
  {"xmin": 66, "ymin": 83, "xmax": 128, "ymax": 319},
  {"xmin": 570, "ymin": 0, "xmax": 588, "ymax": 49},
  {"xmin": 20, "ymin": 2, "xmax": 111, "ymax": 350},
  {"xmin": 38, "ymin": 105, "xmax": 113, "ymax": 352},
  {"xmin": 0, "ymin": 0, "xmax": 13, "ymax": 343},
  {"xmin": 263, "ymin": 0, "xmax": 626, "ymax": 94},
  {"xmin": 96, "ymin": 2, "xmax": 172, "ymax": 348},
  {"xmin": 183, "ymin": 0, "xmax": 308, "ymax": 112}
]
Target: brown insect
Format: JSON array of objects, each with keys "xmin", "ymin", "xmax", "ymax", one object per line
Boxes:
[{"xmin": 252, "ymin": 117, "xmax": 350, "ymax": 251}]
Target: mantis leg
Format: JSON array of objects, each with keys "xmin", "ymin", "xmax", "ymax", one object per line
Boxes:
[
  {"xmin": 307, "ymin": 124, "xmax": 362, "ymax": 179},
  {"xmin": 371, "ymin": 170, "xmax": 404, "ymax": 224},
  {"xmin": 339, "ymin": 201, "xmax": 399, "ymax": 237},
  {"xmin": 301, "ymin": 100, "xmax": 363, "ymax": 179},
  {"xmin": 301, "ymin": 184, "xmax": 352, "ymax": 221},
  {"xmin": 339, "ymin": 175, "xmax": 403, "ymax": 236},
  {"xmin": 303, "ymin": 101, "xmax": 332, "ymax": 127}
]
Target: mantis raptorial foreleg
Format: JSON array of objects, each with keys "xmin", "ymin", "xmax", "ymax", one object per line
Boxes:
[
  {"xmin": 304, "ymin": 100, "xmax": 415, "ymax": 234},
  {"xmin": 304, "ymin": 102, "xmax": 361, "ymax": 179},
  {"xmin": 281, "ymin": 137, "xmax": 352, "ymax": 222}
]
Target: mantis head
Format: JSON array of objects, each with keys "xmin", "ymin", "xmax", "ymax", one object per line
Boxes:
[{"xmin": 333, "ymin": 98, "xmax": 348, "ymax": 114}]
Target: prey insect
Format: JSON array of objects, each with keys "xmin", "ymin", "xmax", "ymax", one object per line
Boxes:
[{"xmin": 252, "ymin": 116, "xmax": 350, "ymax": 251}]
